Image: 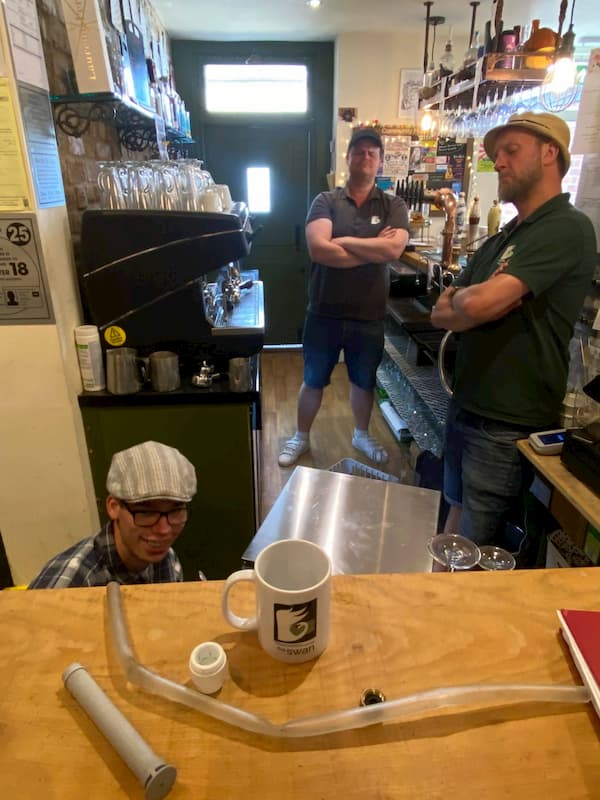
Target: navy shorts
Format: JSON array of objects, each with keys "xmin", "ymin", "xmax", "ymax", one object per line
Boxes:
[
  {"xmin": 443, "ymin": 400, "xmax": 536, "ymax": 545},
  {"xmin": 302, "ymin": 313, "xmax": 384, "ymax": 391}
]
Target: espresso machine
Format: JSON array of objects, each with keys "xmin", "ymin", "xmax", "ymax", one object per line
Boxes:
[{"xmin": 77, "ymin": 206, "xmax": 265, "ymax": 380}]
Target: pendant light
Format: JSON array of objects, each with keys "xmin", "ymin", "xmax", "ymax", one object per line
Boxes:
[
  {"xmin": 540, "ymin": 0, "xmax": 579, "ymax": 112},
  {"xmin": 423, "ymin": 1, "xmax": 434, "ymax": 77}
]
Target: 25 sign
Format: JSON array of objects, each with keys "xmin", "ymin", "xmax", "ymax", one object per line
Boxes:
[{"xmin": 5, "ymin": 222, "xmax": 31, "ymax": 246}]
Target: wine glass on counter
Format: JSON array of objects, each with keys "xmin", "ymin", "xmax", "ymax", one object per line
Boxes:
[
  {"xmin": 427, "ymin": 534, "xmax": 481, "ymax": 572},
  {"xmin": 478, "ymin": 545, "xmax": 516, "ymax": 571}
]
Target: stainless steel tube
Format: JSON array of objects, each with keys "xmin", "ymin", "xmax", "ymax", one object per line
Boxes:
[{"xmin": 63, "ymin": 663, "xmax": 176, "ymax": 800}]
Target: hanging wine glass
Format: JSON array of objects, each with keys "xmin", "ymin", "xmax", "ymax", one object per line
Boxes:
[
  {"xmin": 512, "ymin": 84, "xmax": 529, "ymax": 114},
  {"xmin": 478, "ymin": 90, "xmax": 497, "ymax": 136},
  {"xmin": 464, "ymin": 107, "xmax": 479, "ymax": 138},
  {"xmin": 478, "ymin": 545, "xmax": 516, "ymax": 571},
  {"xmin": 495, "ymin": 87, "xmax": 511, "ymax": 124},
  {"xmin": 454, "ymin": 106, "xmax": 467, "ymax": 140},
  {"xmin": 427, "ymin": 534, "xmax": 481, "ymax": 572}
]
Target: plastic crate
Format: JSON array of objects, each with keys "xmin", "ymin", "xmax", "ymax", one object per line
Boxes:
[{"xmin": 328, "ymin": 458, "xmax": 400, "ymax": 483}]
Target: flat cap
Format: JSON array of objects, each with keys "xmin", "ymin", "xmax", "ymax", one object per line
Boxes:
[{"xmin": 106, "ymin": 441, "xmax": 197, "ymax": 503}]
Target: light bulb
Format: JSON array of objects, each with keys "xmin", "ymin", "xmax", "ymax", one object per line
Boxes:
[
  {"xmin": 548, "ymin": 57, "xmax": 577, "ymax": 94},
  {"xmin": 540, "ymin": 57, "xmax": 579, "ymax": 112},
  {"xmin": 420, "ymin": 110, "xmax": 434, "ymax": 133}
]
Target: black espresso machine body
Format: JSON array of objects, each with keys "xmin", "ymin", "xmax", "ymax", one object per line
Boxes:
[{"xmin": 78, "ymin": 207, "xmax": 264, "ymax": 374}]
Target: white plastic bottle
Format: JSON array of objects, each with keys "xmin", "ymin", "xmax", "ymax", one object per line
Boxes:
[
  {"xmin": 487, "ymin": 199, "xmax": 501, "ymax": 237},
  {"xmin": 75, "ymin": 325, "xmax": 106, "ymax": 391}
]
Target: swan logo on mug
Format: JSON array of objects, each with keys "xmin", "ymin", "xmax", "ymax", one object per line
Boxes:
[{"xmin": 274, "ymin": 600, "xmax": 317, "ymax": 643}]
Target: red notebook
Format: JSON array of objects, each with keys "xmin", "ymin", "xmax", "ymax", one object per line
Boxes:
[{"xmin": 559, "ymin": 609, "xmax": 600, "ymax": 686}]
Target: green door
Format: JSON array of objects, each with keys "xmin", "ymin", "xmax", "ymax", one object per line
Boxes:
[{"xmin": 203, "ymin": 123, "xmax": 312, "ymax": 345}]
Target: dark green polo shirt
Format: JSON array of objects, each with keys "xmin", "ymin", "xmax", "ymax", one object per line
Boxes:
[
  {"xmin": 306, "ymin": 186, "xmax": 409, "ymax": 321},
  {"xmin": 453, "ymin": 193, "xmax": 597, "ymax": 427}
]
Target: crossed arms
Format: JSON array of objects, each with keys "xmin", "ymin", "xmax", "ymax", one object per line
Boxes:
[
  {"xmin": 430, "ymin": 269, "xmax": 529, "ymax": 332},
  {"xmin": 306, "ymin": 218, "xmax": 408, "ymax": 269}
]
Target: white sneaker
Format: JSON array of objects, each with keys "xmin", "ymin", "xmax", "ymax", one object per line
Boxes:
[
  {"xmin": 352, "ymin": 432, "xmax": 389, "ymax": 464},
  {"xmin": 278, "ymin": 435, "xmax": 310, "ymax": 467}
]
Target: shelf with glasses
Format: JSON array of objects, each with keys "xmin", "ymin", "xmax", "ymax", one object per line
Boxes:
[
  {"xmin": 50, "ymin": 92, "xmax": 195, "ymax": 153},
  {"xmin": 419, "ymin": 51, "xmax": 553, "ymax": 111}
]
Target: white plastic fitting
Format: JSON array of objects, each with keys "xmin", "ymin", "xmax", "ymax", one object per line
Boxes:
[{"xmin": 189, "ymin": 642, "xmax": 228, "ymax": 694}]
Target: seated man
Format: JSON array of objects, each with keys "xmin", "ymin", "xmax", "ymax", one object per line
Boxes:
[{"xmin": 29, "ymin": 440, "xmax": 197, "ymax": 588}]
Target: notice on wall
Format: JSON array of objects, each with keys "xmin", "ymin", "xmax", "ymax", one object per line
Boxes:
[
  {"xmin": 18, "ymin": 83, "xmax": 65, "ymax": 208},
  {"xmin": 0, "ymin": 214, "xmax": 54, "ymax": 323},
  {"xmin": 3, "ymin": 0, "xmax": 48, "ymax": 91},
  {"xmin": 0, "ymin": 78, "xmax": 33, "ymax": 211},
  {"xmin": 575, "ymin": 153, "xmax": 600, "ymax": 247},
  {"xmin": 382, "ymin": 136, "xmax": 411, "ymax": 180},
  {"xmin": 572, "ymin": 49, "xmax": 600, "ymax": 155}
]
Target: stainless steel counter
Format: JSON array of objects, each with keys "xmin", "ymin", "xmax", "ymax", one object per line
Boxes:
[{"xmin": 242, "ymin": 466, "xmax": 440, "ymax": 573}]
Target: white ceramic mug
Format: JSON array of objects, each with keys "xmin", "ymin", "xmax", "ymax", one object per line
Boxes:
[{"xmin": 222, "ymin": 539, "xmax": 331, "ymax": 663}]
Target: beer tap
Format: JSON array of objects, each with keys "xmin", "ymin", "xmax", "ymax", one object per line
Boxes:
[{"xmin": 423, "ymin": 187, "xmax": 461, "ymax": 274}]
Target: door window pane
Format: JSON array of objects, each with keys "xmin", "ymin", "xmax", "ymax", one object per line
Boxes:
[
  {"xmin": 204, "ymin": 65, "xmax": 308, "ymax": 113},
  {"xmin": 247, "ymin": 167, "xmax": 270, "ymax": 213}
]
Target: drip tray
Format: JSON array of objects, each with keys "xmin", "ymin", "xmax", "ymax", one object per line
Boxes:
[{"xmin": 402, "ymin": 322, "xmax": 457, "ymax": 368}]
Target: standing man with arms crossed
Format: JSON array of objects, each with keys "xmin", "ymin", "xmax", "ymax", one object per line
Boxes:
[
  {"xmin": 431, "ymin": 112, "xmax": 597, "ymax": 546},
  {"xmin": 279, "ymin": 127, "xmax": 409, "ymax": 467}
]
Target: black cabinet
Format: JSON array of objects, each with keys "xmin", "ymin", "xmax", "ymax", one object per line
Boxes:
[{"xmin": 79, "ymin": 386, "xmax": 259, "ymax": 580}]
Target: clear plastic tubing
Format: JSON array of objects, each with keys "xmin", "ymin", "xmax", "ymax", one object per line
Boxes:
[{"xmin": 106, "ymin": 582, "xmax": 591, "ymax": 739}]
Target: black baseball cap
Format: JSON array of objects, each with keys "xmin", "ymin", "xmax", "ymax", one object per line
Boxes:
[{"xmin": 348, "ymin": 127, "xmax": 383, "ymax": 150}]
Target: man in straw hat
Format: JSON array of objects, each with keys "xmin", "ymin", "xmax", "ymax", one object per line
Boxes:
[
  {"xmin": 431, "ymin": 111, "xmax": 596, "ymax": 550},
  {"xmin": 29, "ymin": 441, "xmax": 197, "ymax": 588}
]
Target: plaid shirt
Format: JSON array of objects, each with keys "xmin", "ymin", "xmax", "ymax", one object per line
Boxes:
[{"xmin": 28, "ymin": 522, "xmax": 183, "ymax": 589}]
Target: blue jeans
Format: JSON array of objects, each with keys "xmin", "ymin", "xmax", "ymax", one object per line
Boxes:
[
  {"xmin": 302, "ymin": 313, "xmax": 384, "ymax": 391},
  {"xmin": 443, "ymin": 400, "xmax": 535, "ymax": 546}
]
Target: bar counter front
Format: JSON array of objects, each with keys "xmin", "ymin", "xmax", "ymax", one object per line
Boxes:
[{"xmin": 4, "ymin": 570, "xmax": 600, "ymax": 798}]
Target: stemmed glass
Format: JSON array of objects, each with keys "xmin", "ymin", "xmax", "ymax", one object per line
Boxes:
[
  {"xmin": 494, "ymin": 87, "xmax": 512, "ymax": 125},
  {"xmin": 427, "ymin": 534, "xmax": 481, "ymax": 572},
  {"xmin": 478, "ymin": 545, "xmax": 516, "ymax": 571}
]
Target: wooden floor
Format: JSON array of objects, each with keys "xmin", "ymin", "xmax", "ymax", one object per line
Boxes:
[{"xmin": 258, "ymin": 350, "xmax": 415, "ymax": 522}]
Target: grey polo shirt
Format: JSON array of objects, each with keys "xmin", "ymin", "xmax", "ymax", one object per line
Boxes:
[{"xmin": 306, "ymin": 185, "xmax": 409, "ymax": 321}]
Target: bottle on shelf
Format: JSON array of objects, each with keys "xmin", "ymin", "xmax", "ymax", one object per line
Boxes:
[
  {"xmin": 98, "ymin": 0, "xmax": 126, "ymax": 96},
  {"xmin": 468, "ymin": 195, "xmax": 481, "ymax": 227},
  {"xmin": 498, "ymin": 29, "xmax": 517, "ymax": 68},
  {"xmin": 467, "ymin": 195, "xmax": 481, "ymax": 246},
  {"xmin": 487, "ymin": 199, "xmax": 501, "ymax": 236},
  {"xmin": 463, "ymin": 31, "xmax": 480, "ymax": 68},
  {"xmin": 523, "ymin": 19, "xmax": 558, "ymax": 68},
  {"xmin": 483, "ymin": 20, "xmax": 493, "ymax": 54},
  {"xmin": 439, "ymin": 37, "xmax": 455, "ymax": 76},
  {"xmin": 455, "ymin": 191, "xmax": 467, "ymax": 241}
]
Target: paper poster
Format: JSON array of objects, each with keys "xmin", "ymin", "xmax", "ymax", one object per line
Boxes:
[
  {"xmin": 575, "ymin": 153, "xmax": 600, "ymax": 247},
  {"xmin": 397, "ymin": 69, "xmax": 422, "ymax": 123},
  {"xmin": 18, "ymin": 83, "xmax": 65, "ymax": 208},
  {"xmin": 571, "ymin": 49, "xmax": 600, "ymax": 155},
  {"xmin": 0, "ymin": 214, "xmax": 54, "ymax": 323},
  {"xmin": 411, "ymin": 140, "xmax": 437, "ymax": 173},
  {"xmin": 0, "ymin": 78, "xmax": 33, "ymax": 211},
  {"xmin": 3, "ymin": 0, "xmax": 48, "ymax": 91},
  {"xmin": 382, "ymin": 135, "xmax": 410, "ymax": 179}
]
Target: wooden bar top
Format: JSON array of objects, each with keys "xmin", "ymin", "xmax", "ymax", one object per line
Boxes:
[
  {"xmin": 518, "ymin": 439, "xmax": 600, "ymax": 531},
  {"xmin": 2, "ymin": 571, "xmax": 600, "ymax": 798}
]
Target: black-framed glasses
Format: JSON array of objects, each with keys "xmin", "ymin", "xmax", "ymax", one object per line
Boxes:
[{"xmin": 120, "ymin": 501, "xmax": 189, "ymax": 527}]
